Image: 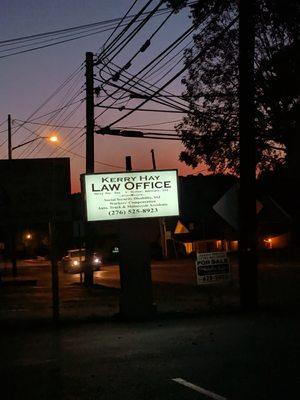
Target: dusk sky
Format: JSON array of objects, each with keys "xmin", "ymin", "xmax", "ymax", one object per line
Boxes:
[{"xmin": 0, "ymin": 0, "xmax": 205, "ymax": 192}]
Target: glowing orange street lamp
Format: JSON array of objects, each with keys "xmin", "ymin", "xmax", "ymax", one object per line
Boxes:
[
  {"xmin": 10, "ymin": 133, "xmax": 59, "ymax": 155},
  {"xmin": 48, "ymin": 134, "xmax": 59, "ymax": 143}
]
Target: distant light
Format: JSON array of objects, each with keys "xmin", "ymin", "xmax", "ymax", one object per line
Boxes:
[
  {"xmin": 263, "ymin": 237, "xmax": 273, "ymax": 249},
  {"xmin": 49, "ymin": 135, "xmax": 58, "ymax": 142},
  {"xmin": 264, "ymin": 238, "xmax": 272, "ymax": 243},
  {"xmin": 25, "ymin": 233, "xmax": 32, "ymax": 240}
]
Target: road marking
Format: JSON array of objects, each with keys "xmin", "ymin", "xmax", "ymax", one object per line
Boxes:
[{"xmin": 172, "ymin": 378, "xmax": 227, "ymax": 400}]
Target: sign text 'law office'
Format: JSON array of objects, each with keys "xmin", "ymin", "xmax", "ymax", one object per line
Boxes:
[{"xmin": 82, "ymin": 170, "xmax": 179, "ymax": 221}]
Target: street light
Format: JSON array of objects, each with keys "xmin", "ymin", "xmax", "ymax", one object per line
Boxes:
[{"xmin": 10, "ymin": 133, "xmax": 59, "ymax": 155}]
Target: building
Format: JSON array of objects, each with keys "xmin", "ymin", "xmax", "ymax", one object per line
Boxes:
[
  {"xmin": 0, "ymin": 158, "xmax": 72, "ymax": 259},
  {"xmin": 171, "ymin": 174, "xmax": 291, "ymax": 255}
]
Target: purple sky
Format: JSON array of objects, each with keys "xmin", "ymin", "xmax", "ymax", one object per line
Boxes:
[{"xmin": 0, "ymin": 0, "xmax": 205, "ymax": 192}]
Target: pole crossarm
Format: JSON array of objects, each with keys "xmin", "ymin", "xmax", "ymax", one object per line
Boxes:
[{"xmin": 95, "ymin": 127, "xmax": 181, "ymax": 140}]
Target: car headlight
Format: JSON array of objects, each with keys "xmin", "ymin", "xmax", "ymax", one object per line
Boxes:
[
  {"xmin": 93, "ymin": 258, "xmax": 101, "ymax": 264},
  {"xmin": 72, "ymin": 260, "xmax": 80, "ymax": 266}
]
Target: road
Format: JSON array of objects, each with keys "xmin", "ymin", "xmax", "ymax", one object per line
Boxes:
[
  {"xmin": 1, "ymin": 258, "xmax": 220, "ymax": 321},
  {"xmin": 2, "ymin": 253, "xmax": 299, "ymax": 323},
  {"xmin": 66, "ymin": 258, "xmax": 200, "ymax": 288},
  {"xmin": 0, "ymin": 258, "xmax": 201, "ymax": 288},
  {"xmin": 1, "ymin": 312, "xmax": 299, "ymax": 400},
  {"xmin": 1, "ymin": 256, "xmax": 300, "ymax": 399}
]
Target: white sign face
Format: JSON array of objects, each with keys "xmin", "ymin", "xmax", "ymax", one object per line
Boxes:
[
  {"xmin": 82, "ymin": 170, "xmax": 179, "ymax": 221},
  {"xmin": 195, "ymin": 251, "xmax": 231, "ymax": 285}
]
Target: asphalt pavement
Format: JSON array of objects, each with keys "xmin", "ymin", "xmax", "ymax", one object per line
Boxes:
[
  {"xmin": 1, "ymin": 311, "xmax": 299, "ymax": 400},
  {"xmin": 1, "ymin": 256, "xmax": 300, "ymax": 399}
]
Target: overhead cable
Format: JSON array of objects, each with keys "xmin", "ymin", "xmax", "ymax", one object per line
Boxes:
[
  {"xmin": 107, "ymin": 16, "xmax": 239, "ymax": 127},
  {"xmin": 0, "ymin": 8, "xmax": 171, "ymax": 59},
  {"xmin": 94, "ymin": 0, "xmax": 156, "ymax": 65},
  {"xmin": 0, "ymin": 64, "xmax": 84, "ymax": 150},
  {"xmin": 110, "ymin": 9, "xmax": 174, "ymax": 80},
  {"xmin": 94, "ymin": 25, "xmax": 195, "ymax": 115},
  {"xmin": 98, "ymin": 0, "xmax": 139, "ymax": 53},
  {"xmin": 95, "ymin": 105, "xmax": 186, "ymax": 113},
  {"xmin": 99, "ymin": 0, "xmax": 165, "ymax": 70}
]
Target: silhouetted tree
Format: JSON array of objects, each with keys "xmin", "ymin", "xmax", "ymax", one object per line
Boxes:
[{"xmin": 167, "ymin": 0, "xmax": 300, "ymax": 174}]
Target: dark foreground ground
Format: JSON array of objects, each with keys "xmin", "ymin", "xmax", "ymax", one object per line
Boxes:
[
  {"xmin": 1, "ymin": 311, "xmax": 299, "ymax": 400},
  {"xmin": 0, "ymin": 254, "xmax": 299, "ymax": 399}
]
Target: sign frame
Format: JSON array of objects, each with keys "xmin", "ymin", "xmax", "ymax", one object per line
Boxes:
[{"xmin": 81, "ymin": 169, "xmax": 180, "ymax": 222}]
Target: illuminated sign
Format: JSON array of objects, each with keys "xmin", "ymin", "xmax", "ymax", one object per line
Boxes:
[
  {"xmin": 195, "ymin": 251, "xmax": 231, "ymax": 284},
  {"xmin": 82, "ymin": 170, "xmax": 179, "ymax": 221}
]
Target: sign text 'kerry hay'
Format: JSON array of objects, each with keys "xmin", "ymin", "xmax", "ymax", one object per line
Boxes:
[{"xmin": 91, "ymin": 175, "xmax": 171, "ymax": 192}]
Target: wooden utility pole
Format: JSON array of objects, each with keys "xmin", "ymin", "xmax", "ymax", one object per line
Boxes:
[
  {"xmin": 7, "ymin": 114, "xmax": 17, "ymax": 277},
  {"xmin": 84, "ymin": 52, "xmax": 95, "ymax": 286},
  {"xmin": 85, "ymin": 52, "xmax": 95, "ymax": 174},
  {"xmin": 8, "ymin": 114, "xmax": 12, "ymax": 160},
  {"xmin": 238, "ymin": 0, "xmax": 258, "ymax": 310}
]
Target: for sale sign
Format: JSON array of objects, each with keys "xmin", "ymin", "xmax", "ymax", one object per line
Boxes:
[
  {"xmin": 195, "ymin": 251, "xmax": 231, "ymax": 285},
  {"xmin": 81, "ymin": 170, "xmax": 179, "ymax": 221}
]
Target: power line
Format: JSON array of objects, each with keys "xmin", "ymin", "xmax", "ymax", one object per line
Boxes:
[
  {"xmin": 95, "ymin": 0, "xmax": 197, "ymax": 65},
  {"xmin": 9, "ymin": 120, "xmax": 123, "ymax": 169},
  {"xmin": 20, "ymin": 94, "xmax": 84, "ymax": 158},
  {"xmin": 52, "ymin": 130, "xmax": 85, "ymax": 158},
  {"xmin": 24, "ymin": 99, "xmax": 84, "ymax": 122},
  {"xmin": 94, "ymin": 77, "xmax": 189, "ymax": 113},
  {"xmin": 18, "ymin": 90, "xmax": 84, "ymax": 157},
  {"xmin": 107, "ymin": 16, "xmax": 239, "ymax": 127},
  {"xmin": 13, "ymin": 119, "xmax": 84, "ymax": 129},
  {"xmin": 118, "ymin": 119, "xmax": 182, "ymax": 127},
  {"xmin": 0, "ymin": 26, "xmax": 130, "ymax": 60},
  {"xmin": 56, "ymin": 140, "xmax": 124, "ymax": 169},
  {"xmin": 115, "ymin": 126, "xmax": 177, "ymax": 132},
  {"xmin": 95, "ymin": 0, "xmax": 156, "ymax": 65},
  {"xmin": 0, "ymin": 65, "xmax": 84, "ymax": 150},
  {"xmin": 0, "ymin": 15, "xmax": 139, "ymax": 45},
  {"xmin": 110, "ymin": 9, "xmax": 174, "ymax": 79},
  {"xmin": 94, "ymin": 25, "xmax": 195, "ymax": 120},
  {"xmin": 14, "ymin": 73, "xmax": 85, "ymax": 158},
  {"xmin": 98, "ymin": 0, "xmax": 139, "ymax": 53},
  {"xmin": 0, "ymin": 119, "xmax": 7, "ymax": 127},
  {"xmin": 0, "ymin": 24, "xmax": 119, "ymax": 54},
  {"xmin": 97, "ymin": 6, "xmax": 231, "ymax": 121},
  {"xmin": 99, "ymin": 1, "xmax": 165, "ymax": 73},
  {"xmin": 0, "ymin": 7, "xmax": 172, "ymax": 60},
  {"xmin": 0, "ymin": 4, "xmax": 171, "ymax": 47},
  {"xmin": 95, "ymin": 104, "xmax": 185, "ymax": 113}
]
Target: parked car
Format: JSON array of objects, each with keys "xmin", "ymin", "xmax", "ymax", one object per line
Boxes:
[{"xmin": 60, "ymin": 249, "xmax": 102, "ymax": 274}]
